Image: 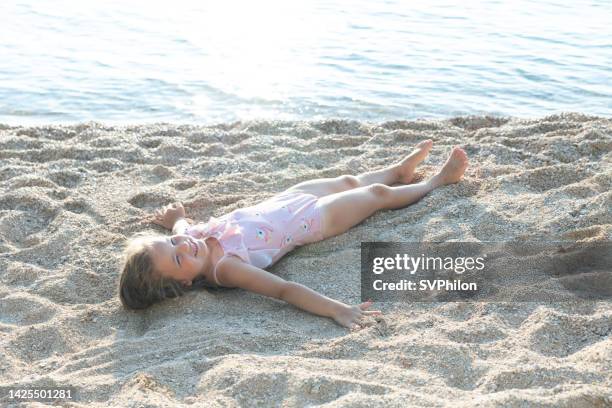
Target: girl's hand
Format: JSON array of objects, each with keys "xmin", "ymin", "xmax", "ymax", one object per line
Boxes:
[
  {"xmin": 144, "ymin": 202, "xmax": 189, "ymax": 230},
  {"xmin": 332, "ymin": 300, "xmax": 382, "ymax": 330}
]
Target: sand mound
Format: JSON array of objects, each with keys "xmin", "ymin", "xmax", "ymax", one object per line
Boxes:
[{"xmin": 0, "ymin": 113, "xmax": 610, "ymax": 407}]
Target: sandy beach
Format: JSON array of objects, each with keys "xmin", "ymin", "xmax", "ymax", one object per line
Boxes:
[{"xmin": 0, "ymin": 112, "xmax": 610, "ymax": 407}]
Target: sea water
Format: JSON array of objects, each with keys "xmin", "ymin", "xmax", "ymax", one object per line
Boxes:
[{"xmin": 0, "ymin": 0, "xmax": 610, "ymax": 125}]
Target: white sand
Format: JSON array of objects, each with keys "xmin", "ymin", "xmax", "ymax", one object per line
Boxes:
[{"xmin": 0, "ymin": 112, "xmax": 610, "ymax": 407}]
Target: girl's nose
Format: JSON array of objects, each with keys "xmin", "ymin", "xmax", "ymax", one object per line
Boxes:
[
  {"xmin": 183, "ymin": 240, "xmax": 197, "ymax": 255},
  {"xmin": 178, "ymin": 240, "xmax": 191, "ymax": 254}
]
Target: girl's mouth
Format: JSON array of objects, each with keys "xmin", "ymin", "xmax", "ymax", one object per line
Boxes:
[{"xmin": 191, "ymin": 240, "xmax": 198, "ymax": 256}]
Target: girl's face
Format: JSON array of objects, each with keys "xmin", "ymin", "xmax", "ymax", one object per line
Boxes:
[{"xmin": 149, "ymin": 234, "xmax": 210, "ymax": 287}]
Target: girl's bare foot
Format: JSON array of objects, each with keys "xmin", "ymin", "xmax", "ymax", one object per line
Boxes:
[
  {"xmin": 396, "ymin": 139, "xmax": 433, "ymax": 184},
  {"xmin": 430, "ymin": 147, "xmax": 469, "ymax": 187}
]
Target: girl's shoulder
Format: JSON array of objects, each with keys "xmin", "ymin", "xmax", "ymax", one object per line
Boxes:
[{"xmin": 213, "ymin": 254, "xmax": 247, "ymax": 288}]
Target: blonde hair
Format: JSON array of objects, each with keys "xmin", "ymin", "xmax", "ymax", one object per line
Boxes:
[{"xmin": 118, "ymin": 231, "xmax": 222, "ymax": 310}]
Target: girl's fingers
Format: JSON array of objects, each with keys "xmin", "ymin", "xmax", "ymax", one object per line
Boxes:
[
  {"xmin": 364, "ymin": 310, "xmax": 382, "ymax": 315},
  {"xmin": 359, "ymin": 300, "xmax": 374, "ymax": 310}
]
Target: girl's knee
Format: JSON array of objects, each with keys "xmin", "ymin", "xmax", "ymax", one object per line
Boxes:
[
  {"xmin": 367, "ymin": 183, "xmax": 391, "ymax": 198},
  {"xmin": 366, "ymin": 183, "xmax": 393, "ymax": 208},
  {"xmin": 337, "ymin": 175, "xmax": 360, "ymax": 189}
]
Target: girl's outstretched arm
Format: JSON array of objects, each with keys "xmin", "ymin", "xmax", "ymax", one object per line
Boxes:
[
  {"xmin": 172, "ymin": 218, "xmax": 191, "ymax": 235},
  {"xmin": 217, "ymin": 257, "xmax": 382, "ymax": 329},
  {"xmin": 144, "ymin": 202, "xmax": 194, "ymax": 231}
]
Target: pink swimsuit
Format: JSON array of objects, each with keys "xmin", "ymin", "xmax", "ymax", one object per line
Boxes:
[{"xmin": 185, "ymin": 191, "xmax": 325, "ymax": 286}]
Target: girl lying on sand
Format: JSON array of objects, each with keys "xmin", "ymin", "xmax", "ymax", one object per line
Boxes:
[{"xmin": 119, "ymin": 140, "xmax": 468, "ymax": 330}]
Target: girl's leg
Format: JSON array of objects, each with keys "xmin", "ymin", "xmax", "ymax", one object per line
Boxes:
[
  {"xmin": 283, "ymin": 140, "xmax": 433, "ymax": 198},
  {"xmin": 317, "ymin": 147, "xmax": 468, "ymax": 239}
]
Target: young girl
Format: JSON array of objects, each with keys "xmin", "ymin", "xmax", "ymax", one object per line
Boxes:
[{"xmin": 119, "ymin": 140, "xmax": 468, "ymax": 330}]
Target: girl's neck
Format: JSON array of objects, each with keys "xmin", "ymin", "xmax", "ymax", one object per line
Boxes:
[{"xmin": 203, "ymin": 236, "xmax": 224, "ymax": 281}]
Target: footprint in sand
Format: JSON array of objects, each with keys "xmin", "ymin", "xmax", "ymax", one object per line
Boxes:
[
  {"xmin": 48, "ymin": 170, "xmax": 84, "ymax": 188},
  {"xmin": 0, "ymin": 197, "xmax": 59, "ymax": 248},
  {"xmin": 0, "ymin": 293, "xmax": 57, "ymax": 326}
]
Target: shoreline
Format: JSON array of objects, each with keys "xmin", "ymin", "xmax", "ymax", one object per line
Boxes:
[{"xmin": 1, "ymin": 111, "xmax": 609, "ymax": 129}]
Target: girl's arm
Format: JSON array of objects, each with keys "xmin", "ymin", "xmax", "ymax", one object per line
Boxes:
[
  {"xmin": 144, "ymin": 202, "xmax": 194, "ymax": 232},
  {"xmin": 216, "ymin": 256, "xmax": 381, "ymax": 328},
  {"xmin": 172, "ymin": 218, "xmax": 191, "ymax": 235}
]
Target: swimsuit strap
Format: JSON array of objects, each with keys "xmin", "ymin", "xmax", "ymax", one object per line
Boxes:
[{"xmin": 212, "ymin": 254, "xmax": 233, "ymax": 286}]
